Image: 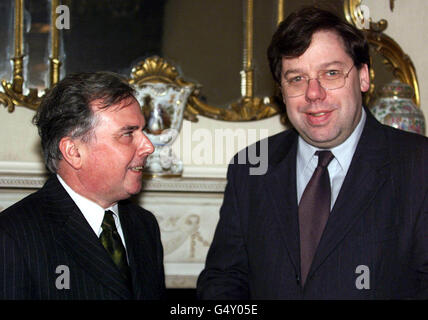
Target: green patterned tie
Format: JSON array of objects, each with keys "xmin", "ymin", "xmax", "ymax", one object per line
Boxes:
[{"xmin": 100, "ymin": 210, "xmax": 132, "ymax": 287}]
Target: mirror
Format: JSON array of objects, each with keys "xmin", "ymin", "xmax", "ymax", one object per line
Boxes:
[{"xmin": 0, "ymin": 0, "xmax": 421, "ymax": 121}]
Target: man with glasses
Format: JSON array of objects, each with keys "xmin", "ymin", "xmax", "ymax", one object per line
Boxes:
[{"xmin": 197, "ymin": 7, "xmax": 428, "ymax": 299}]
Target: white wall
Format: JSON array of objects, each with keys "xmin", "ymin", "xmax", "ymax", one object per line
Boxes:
[{"xmin": 0, "ymin": 106, "xmax": 42, "ymax": 163}]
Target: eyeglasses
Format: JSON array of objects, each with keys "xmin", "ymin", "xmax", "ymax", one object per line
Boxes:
[{"xmin": 282, "ymin": 65, "xmax": 355, "ymax": 98}]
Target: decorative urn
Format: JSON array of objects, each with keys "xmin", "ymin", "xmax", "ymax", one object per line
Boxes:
[
  {"xmin": 135, "ymin": 82, "xmax": 193, "ymax": 176},
  {"xmin": 370, "ymin": 79, "xmax": 425, "ymax": 135}
]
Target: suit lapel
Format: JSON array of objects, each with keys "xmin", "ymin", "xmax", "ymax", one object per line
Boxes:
[
  {"xmin": 119, "ymin": 205, "xmax": 145, "ymax": 299},
  {"xmin": 119, "ymin": 203, "xmax": 159, "ymax": 300},
  {"xmin": 43, "ymin": 176, "xmax": 132, "ymax": 299},
  {"xmin": 308, "ymin": 113, "xmax": 390, "ymax": 280},
  {"xmin": 264, "ymin": 131, "xmax": 301, "ymax": 275}
]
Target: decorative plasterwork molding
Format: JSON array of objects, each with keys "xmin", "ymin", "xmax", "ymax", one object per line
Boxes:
[
  {"xmin": 142, "ymin": 178, "xmax": 226, "ymax": 193},
  {"xmin": 0, "ymin": 174, "xmax": 47, "ymax": 189},
  {"xmin": 164, "ymin": 263, "xmax": 205, "ymax": 288},
  {"xmin": 0, "ymin": 161, "xmax": 47, "ymax": 189},
  {"xmin": 0, "ymin": 161, "xmax": 227, "ymax": 193}
]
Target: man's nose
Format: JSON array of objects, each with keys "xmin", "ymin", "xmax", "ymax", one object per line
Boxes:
[
  {"xmin": 305, "ymin": 78, "xmax": 326, "ymax": 102},
  {"xmin": 138, "ymin": 133, "xmax": 155, "ymax": 157}
]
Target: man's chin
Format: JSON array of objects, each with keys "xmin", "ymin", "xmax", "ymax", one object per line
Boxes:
[
  {"xmin": 127, "ymin": 184, "xmax": 143, "ymax": 196},
  {"xmin": 303, "ymin": 132, "xmax": 342, "ymax": 149}
]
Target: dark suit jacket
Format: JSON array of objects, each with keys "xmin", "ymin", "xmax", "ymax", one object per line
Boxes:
[
  {"xmin": 197, "ymin": 111, "xmax": 428, "ymax": 299},
  {"xmin": 0, "ymin": 175, "xmax": 165, "ymax": 300}
]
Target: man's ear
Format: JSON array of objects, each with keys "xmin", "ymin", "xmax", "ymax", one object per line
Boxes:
[
  {"xmin": 359, "ymin": 64, "xmax": 370, "ymax": 93},
  {"xmin": 58, "ymin": 137, "xmax": 82, "ymax": 170}
]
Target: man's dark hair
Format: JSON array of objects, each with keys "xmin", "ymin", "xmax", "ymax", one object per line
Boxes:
[
  {"xmin": 33, "ymin": 71, "xmax": 135, "ymax": 173},
  {"xmin": 267, "ymin": 7, "xmax": 370, "ymax": 84}
]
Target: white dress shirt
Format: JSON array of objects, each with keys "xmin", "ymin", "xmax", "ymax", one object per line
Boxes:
[
  {"xmin": 56, "ymin": 174, "xmax": 127, "ymax": 250},
  {"xmin": 296, "ymin": 107, "xmax": 366, "ymax": 209}
]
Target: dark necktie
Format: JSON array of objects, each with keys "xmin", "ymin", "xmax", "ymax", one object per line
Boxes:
[
  {"xmin": 298, "ymin": 150, "xmax": 334, "ymax": 286},
  {"xmin": 100, "ymin": 210, "xmax": 132, "ymax": 287}
]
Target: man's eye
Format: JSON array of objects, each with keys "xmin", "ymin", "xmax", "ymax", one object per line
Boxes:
[
  {"xmin": 288, "ymin": 76, "xmax": 304, "ymax": 84},
  {"xmin": 123, "ymin": 132, "xmax": 133, "ymax": 137},
  {"xmin": 324, "ymin": 70, "xmax": 341, "ymax": 77}
]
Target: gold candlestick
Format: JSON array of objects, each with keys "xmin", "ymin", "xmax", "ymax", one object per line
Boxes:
[
  {"xmin": 12, "ymin": 0, "xmax": 24, "ymax": 93},
  {"xmin": 241, "ymin": 0, "xmax": 254, "ymax": 98},
  {"xmin": 277, "ymin": 0, "xmax": 284, "ymax": 24},
  {"xmin": 49, "ymin": 0, "xmax": 61, "ymax": 86}
]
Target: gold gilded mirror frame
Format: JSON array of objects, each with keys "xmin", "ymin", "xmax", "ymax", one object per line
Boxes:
[
  {"xmin": 344, "ymin": 0, "xmax": 420, "ymax": 107},
  {"xmin": 0, "ymin": 0, "xmax": 61, "ymax": 112}
]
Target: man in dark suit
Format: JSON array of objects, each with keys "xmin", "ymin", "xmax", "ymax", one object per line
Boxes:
[
  {"xmin": 0, "ymin": 72, "xmax": 166, "ymax": 299},
  {"xmin": 197, "ymin": 7, "xmax": 428, "ymax": 299}
]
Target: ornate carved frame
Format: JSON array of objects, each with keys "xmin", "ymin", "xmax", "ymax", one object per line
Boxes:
[{"xmin": 344, "ymin": 0, "xmax": 420, "ymax": 107}]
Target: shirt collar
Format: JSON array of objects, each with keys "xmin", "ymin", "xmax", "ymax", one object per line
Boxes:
[
  {"xmin": 297, "ymin": 107, "xmax": 366, "ymax": 172},
  {"xmin": 331, "ymin": 107, "xmax": 366, "ymax": 172},
  {"xmin": 56, "ymin": 174, "xmax": 118, "ymax": 235}
]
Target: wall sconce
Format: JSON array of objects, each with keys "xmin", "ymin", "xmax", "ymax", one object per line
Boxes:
[{"xmin": 0, "ymin": 0, "xmax": 62, "ymax": 112}]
